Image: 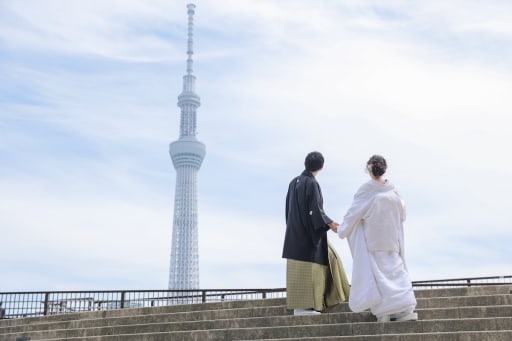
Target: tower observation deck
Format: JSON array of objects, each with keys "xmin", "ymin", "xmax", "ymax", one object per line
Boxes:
[{"xmin": 168, "ymin": 3, "xmax": 205, "ymax": 290}]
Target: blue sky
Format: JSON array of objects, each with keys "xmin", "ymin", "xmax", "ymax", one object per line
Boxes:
[{"xmin": 1, "ymin": 0, "xmax": 511, "ymax": 291}]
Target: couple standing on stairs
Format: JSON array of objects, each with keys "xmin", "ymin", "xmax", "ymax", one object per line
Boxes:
[{"xmin": 282, "ymin": 151, "xmax": 418, "ymax": 323}]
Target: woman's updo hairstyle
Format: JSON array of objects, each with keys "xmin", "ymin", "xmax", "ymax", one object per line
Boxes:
[{"xmin": 367, "ymin": 154, "xmax": 387, "ymax": 177}]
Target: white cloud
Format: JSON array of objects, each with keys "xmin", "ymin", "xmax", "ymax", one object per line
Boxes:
[
  {"xmin": 1, "ymin": 0, "xmax": 512, "ymax": 292},
  {"xmin": 0, "ymin": 0, "xmax": 186, "ymax": 62}
]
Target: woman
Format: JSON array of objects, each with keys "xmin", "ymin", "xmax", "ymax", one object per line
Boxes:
[{"xmin": 337, "ymin": 155, "xmax": 417, "ymax": 322}]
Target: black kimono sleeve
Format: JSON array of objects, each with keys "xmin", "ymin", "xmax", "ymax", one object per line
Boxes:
[{"xmin": 306, "ymin": 179, "xmax": 332, "ymax": 232}]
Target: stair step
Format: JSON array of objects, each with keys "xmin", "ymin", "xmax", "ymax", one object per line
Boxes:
[
  {"xmin": 413, "ymin": 284, "xmax": 511, "ymax": 298},
  {"xmin": 7, "ymin": 317, "xmax": 512, "ymax": 341},
  {"xmin": 247, "ymin": 330, "xmax": 512, "ymax": 341},
  {"xmin": 4, "ymin": 301, "xmax": 512, "ymax": 336},
  {"xmin": 0, "ymin": 284, "xmax": 511, "ymax": 341}
]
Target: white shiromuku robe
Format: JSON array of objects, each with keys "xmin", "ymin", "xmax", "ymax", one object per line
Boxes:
[{"xmin": 338, "ymin": 179, "xmax": 416, "ymax": 317}]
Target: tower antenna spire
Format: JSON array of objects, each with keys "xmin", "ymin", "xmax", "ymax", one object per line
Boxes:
[{"xmin": 186, "ymin": 3, "xmax": 195, "ymax": 76}]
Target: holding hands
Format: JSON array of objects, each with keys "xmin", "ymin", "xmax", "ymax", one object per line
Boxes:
[{"xmin": 328, "ymin": 221, "xmax": 339, "ymax": 233}]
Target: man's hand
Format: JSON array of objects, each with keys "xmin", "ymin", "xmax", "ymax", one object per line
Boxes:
[{"xmin": 328, "ymin": 222, "xmax": 339, "ymax": 233}]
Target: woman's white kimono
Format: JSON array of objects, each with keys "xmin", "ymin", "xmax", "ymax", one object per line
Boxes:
[{"xmin": 338, "ymin": 179, "xmax": 416, "ymax": 318}]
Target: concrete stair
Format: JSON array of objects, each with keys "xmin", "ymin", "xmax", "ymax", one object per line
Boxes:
[{"xmin": 0, "ymin": 285, "xmax": 511, "ymax": 340}]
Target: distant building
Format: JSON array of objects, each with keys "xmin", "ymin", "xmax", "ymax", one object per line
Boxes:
[{"xmin": 168, "ymin": 3, "xmax": 205, "ymax": 289}]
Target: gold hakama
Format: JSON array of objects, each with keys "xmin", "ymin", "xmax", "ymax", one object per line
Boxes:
[{"xmin": 286, "ymin": 242, "xmax": 350, "ymax": 311}]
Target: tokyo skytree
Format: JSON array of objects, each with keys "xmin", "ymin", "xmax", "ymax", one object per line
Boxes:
[{"xmin": 168, "ymin": 3, "xmax": 205, "ymax": 290}]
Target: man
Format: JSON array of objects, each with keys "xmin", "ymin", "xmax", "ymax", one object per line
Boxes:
[{"xmin": 282, "ymin": 151, "xmax": 350, "ymax": 315}]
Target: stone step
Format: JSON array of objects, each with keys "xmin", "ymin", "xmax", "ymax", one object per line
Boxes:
[
  {"xmin": 419, "ymin": 304, "xmax": 512, "ymax": 320},
  {"xmin": 417, "ymin": 293, "xmax": 512, "ymax": 309},
  {"xmin": 2, "ymin": 285, "xmax": 508, "ymax": 327},
  {"xmin": 413, "ymin": 284, "xmax": 511, "ymax": 298},
  {"xmin": 5, "ymin": 316, "xmax": 512, "ymax": 341},
  {"xmin": 5, "ymin": 291, "xmax": 511, "ymax": 332},
  {"xmin": 324, "ymin": 293, "xmax": 512, "ymax": 312},
  {"xmin": 148, "ymin": 317, "xmax": 512, "ymax": 340},
  {"xmin": 3, "ymin": 293, "xmax": 511, "ymax": 337},
  {"xmin": 1, "ymin": 311, "xmax": 370, "ymax": 338},
  {"xmin": 2, "ymin": 285, "xmax": 509, "ymax": 328},
  {"xmin": 1, "ymin": 285, "xmax": 511, "ymax": 341},
  {"xmin": 245, "ymin": 330, "xmax": 512, "ymax": 341}
]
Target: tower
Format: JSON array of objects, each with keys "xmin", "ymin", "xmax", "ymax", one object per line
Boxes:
[{"xmin": 168, "ymin": 3, "xmax": 205, "ymax": 290}]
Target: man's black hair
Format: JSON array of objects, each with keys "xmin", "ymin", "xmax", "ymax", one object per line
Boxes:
[{"xmin": 305, "ymin": 151, "xmax": 324, "ymax": 172}]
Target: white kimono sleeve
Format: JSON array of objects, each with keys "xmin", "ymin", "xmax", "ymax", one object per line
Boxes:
[{"xmin": 338, "ymin": 184, "xmax": 373, "ymax": 240}]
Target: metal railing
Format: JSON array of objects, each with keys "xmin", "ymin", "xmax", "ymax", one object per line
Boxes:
[
  {"xmin": 0, "ymin": 288, "xmax": 285, "ymax": 319},
  {"xmin": 1, "ymin": 275, "xmax": 511, "ymax": 319},
  {"xmin": 412, "ymin": 275, "xmax": 512, "ymax": 289}
]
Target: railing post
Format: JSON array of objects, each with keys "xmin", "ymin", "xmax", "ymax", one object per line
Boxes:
[
  {"xmin": 43, "ymin": 292, "xmax": 50, "ymax": 316},
  {"xmin": 120, "ymin": 291, "xmax": 126, "ymax": 309},
  {"xmin": 202, "ymin": 290, "xmax": 206, "ymax": 303}
]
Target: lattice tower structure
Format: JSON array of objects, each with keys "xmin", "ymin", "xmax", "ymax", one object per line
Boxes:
[{"xmin": 168, "ymin": 3, "xmax": 205, "ymax": 290}]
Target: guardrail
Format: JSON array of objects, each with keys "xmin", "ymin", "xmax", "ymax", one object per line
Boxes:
[
  {"xmin": 1, "ymin": 275, "xmax": 511, "ymax": 319},
  {"xmin": 412, "ymin": 275, "xmax": 512, "ymax": 288},
  {"xmin": 0, "ymin": 288, "xmax": 286, "ymax": 319}
]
